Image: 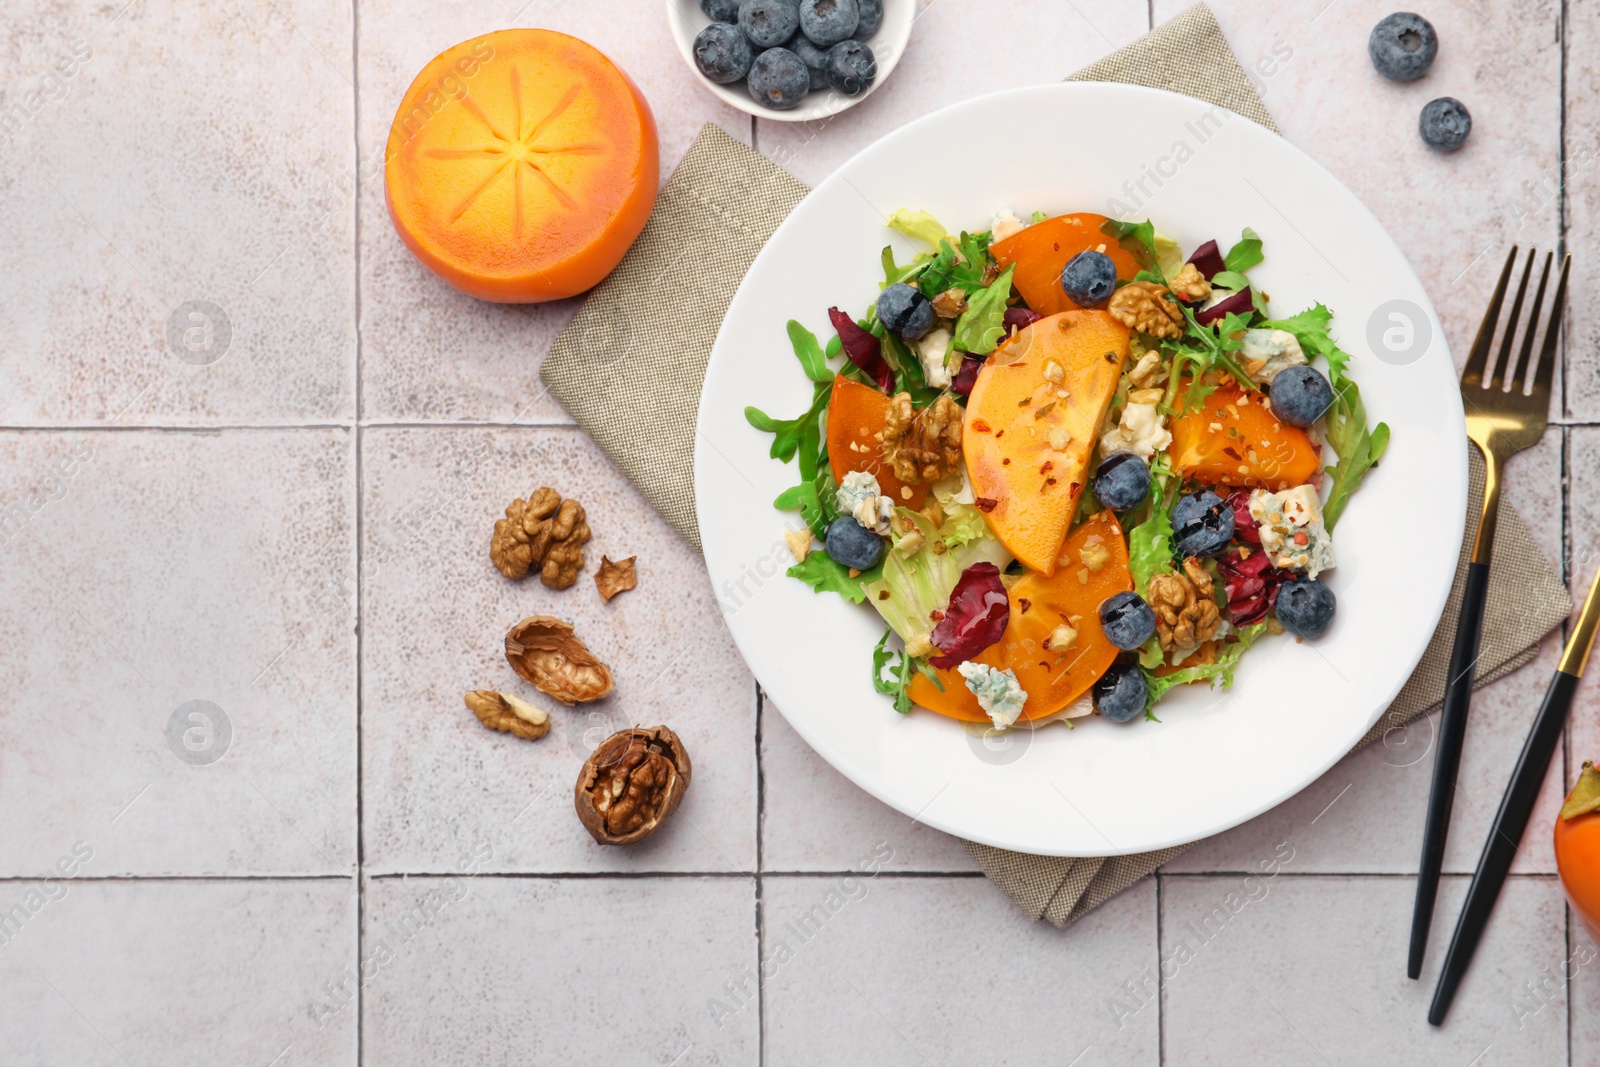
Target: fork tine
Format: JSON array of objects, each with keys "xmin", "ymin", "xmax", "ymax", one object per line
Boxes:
[
  {"xmin": 1531, "ymin": 252, "xmax": 1571, "ymax": 397},
  {"xmin": 1490, "ymin": 249, "xmax": 1536, "ymax": 389},
  {"xmin": 1508, "ymin": 252, "xmax": 1552, "ymax": 391},
  {"xmin": 1462, "ymin": 246, "xmax": 1518, "ymax": 385}
]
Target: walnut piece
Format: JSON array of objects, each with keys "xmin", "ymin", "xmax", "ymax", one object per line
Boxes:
[
  {"xmin": 464, "ymin": 690, "xmax": 550, "ymax": 741},
  {"xmin": 504, "ymin": 615, "xmax": 615, "ymax": 704},
  {"xmin": 490, "ymin": 488, "xmax": 591, "ymax": 589},
  {"xmin": 594, "ymin": 555, "xmax": 637, "ymax": 602},
  {"xmin": 1147, "ymin": 556, "xmax": 1223, "ymax": 652},
  {"xmin": 1167, "ymin": 262, "xmax": 1212, "ymax": 302},
  {"xmin": 930, "ymin": 288, "xmax": 968, "ymax": 319},
  {"xmin": 1108, "ymin": 280, "xmax": 1184, "ymax": 340},
  {"xmin": 881, "ymin": 392, "xmax": 963, "ymax": 484},
  {"xmin": 574, "ymin": 726, "xmax": 692, "ymax": 846}
]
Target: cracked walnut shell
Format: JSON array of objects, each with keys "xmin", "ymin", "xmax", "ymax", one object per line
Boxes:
[
  {"xmin": 491, "ymin": 487, "xmax": 591, "ymax": 589},
  {"xmin": 464, "ymin": 690, "xmax": 550, "ymax": 741},
  {"xmin": 594, "ymin": 555, "xmax": 637, "ymax": 602},
  {"xmin": 504, "ymin": 615, "xmax": 615, "ymax": 704},
  {"xmin": 1108, "ymin": 280, "xmax": 1184, "ymax": 340},
  {"xmin": 1148, "ymin": 556, "xmax": 1222, "ymax": 652},
  {"xmin": 881, "ymin": 392, "xmax": 963, "ymax": 485},
  {"xmin": 575, "ymin": 726, "xmax": 692, "ymax": 846}
]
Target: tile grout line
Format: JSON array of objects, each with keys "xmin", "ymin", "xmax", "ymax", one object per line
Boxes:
[
  {"xmin": 1155, "ymin": 870, "xmax": 1166, "ymax": 1067},
  {"xmin": 755, "ymin": 681, "xmax": 767, "ymax": 1067},
  {"xmin": 350, "ymin": 0, "xmax": 366, "ymax": 1059}
]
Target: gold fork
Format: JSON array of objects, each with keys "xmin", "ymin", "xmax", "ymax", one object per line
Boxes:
[{"xmin": 1407, "ymin": 246, "xmax": 1571, "ymax": 980}]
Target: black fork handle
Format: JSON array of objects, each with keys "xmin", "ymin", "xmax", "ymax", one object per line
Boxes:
[{"xmin": 1407, "ymin": 559, "xmax": 1492, "ymax": 980}]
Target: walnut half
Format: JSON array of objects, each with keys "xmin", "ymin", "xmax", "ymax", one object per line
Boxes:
[
  {"xmin": 464, "ymin": 690, "xmax": 550, "ymax": 741},
  {"xmin": 1147, "ymin": 556, "xmax": 1222, "ymax": 652},
  {"xmin": 1108, "ymin": 280, "xmax": 1184, "ymax": 340},
  {"xmin": 491, "ymin": 487, "xmax": 591, "ymax": 589},
  {"xmin": 881, "ymin": 392, "xmax": 963, "ymax": 485},
  {"xmin": 504, "ymin": 615, "xmax": 615, "ymax": 704},
  {"xmin": 575, "ymin": 726, "xmax": 692, "ymax": 846}
]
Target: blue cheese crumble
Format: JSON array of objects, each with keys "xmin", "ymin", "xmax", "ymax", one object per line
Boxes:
[
  {"xmin": 914, "ymin": 326, "xmax": 955, "ymax": 390},
  {"xmin": 957, "ymin": 662, "xmax": 1027, "ymax": 729},
  {"xmin": 1239, "ymin": 329, "xmax": 1308, "ymax": 385},
  {"xmin": 1248, "ymin": 484, "xmax": 1334, "ymax": 578},
  {"xmin": 835, "ymin": 470, "xmax": 894, "ymax": 534}
]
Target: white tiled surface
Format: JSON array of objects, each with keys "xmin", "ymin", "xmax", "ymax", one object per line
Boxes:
[{"xmin": 2, "ymin": 0, "xmax": 1596, "ymax": 1062}]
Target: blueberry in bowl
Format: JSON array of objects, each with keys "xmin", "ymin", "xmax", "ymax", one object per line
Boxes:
[
  {"xmin": 1276, "ymin": 577, "xmax": 1336, "ymax": 639},
  {"xmin": 747, "ymin": 48, "xmax": 812, "ymax": 110},
  {"xmin": 1093, "ymin": 452, "xmax": 1150, "ymax": 512},
  {"xmin": 1060, "ymin": 249, "xmax": 1117, "ymax": 308},
  {"xmin": 853, "ymin": 0, "xmax": 883, "ymax": 39},
  {"xmin": 825, "ymin": 39, "xmax": 876, "ymax": 95},
  {"xmin": 1268, "ymin": 366, "xmax": 1334, "ymax": 428},
  {"xmin": 693, "ymin": 23, "xmax": 753, "ymax": 84},
  {"xmin": 740, "ymin": 0, "xmax": 801, "ymax": 49},
  {"xmin": 824, "ymin": 515, "xmax": 884, "ymax": 570},
  {"xmin": 1093, "ymin": 659, "xmax": 1149, "ymax": 723},
  {"xmin": 787, "ymin": 33, "xmax": 830, "ymax": 91},
  {"xmin": 876, "ymin": 282, "xmax": 934, "ymax": 341},
  {"xmin": 1099, "ymin": 591, "xmax": 1157, "ymax": 651},
  {"xmin": 701, "ymin": 0, "xmax": 743, "ymax": 21},
  {"xmin": 799, "ymin": 0, "xmax": 859, "ymax": 47},
  {"xmin": 1369, "ymin": 12, "xmax": 1437, "ymax": 82},
  {"xmin": 1172, "ymin": 490, "xmax": 1235, "ymax": 558}
]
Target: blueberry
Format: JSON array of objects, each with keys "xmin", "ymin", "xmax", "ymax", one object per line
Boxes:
[
  {"xmin": 1093, "ymin": 660, "xmax": 1148, "ymax": 723},
  {"xmin": 787, "ymin": 33, "xmax": 830, "ymax": 91},
  {"xmin": 739, "ymin": 0, "xmax": 801, "ymax": 49},
  {"xmin": 1420, "ymin": 97, "xmax": 1472, "ymax": 152},
  {"xmin": 876, "ymin": 283, "xmax": 934, "ymax": 341},
  {"xmin": 1171, "ymin": 490, "xmax": 1235, "ymax": 558},
  {"xmin": 799, "ymin": 0, "xmax": 858, "ymax": 47},
  {"xmin": 1093, "ymin": 452, "xmax": 1150, "ymax": 512},
  {"xmin": 853, "ymin": 0, "xmax": 883, "ymax": 38},
  {"xmin": 747, "ymin": 48, "xmax": 811, "ymax": 110},
  {"xmin": 1060, "ymin": 250, "xmax": 1117, "ymax": 308},
  {"xmin": 1268, "ymin": 366, "xmax": 1334, "ymax": 428},
  {"xmin": 1276, "ymin": 577, "xmax": 1336, "ymax": 639},
  {"xmin": 693, "ymin": 23, "xmax": 753, "ymax": 84},
  {"xmin": 701, "ymin": 0, "xmax": 742, "ymax": 21},
  {"xmin": 825, "ymin": 39, "xmax": 876, "ymax": 95},
  {"xmin": 824, "ymin": 515, "xmax": 884, "ymax": 570},
  {"xmin": 1369, "ymin": 12, "xmax": 1438, "ymax": 82},
  {"xmin": 1098, "ymin": 591, "xmax": 1157, "ymax": 651}
]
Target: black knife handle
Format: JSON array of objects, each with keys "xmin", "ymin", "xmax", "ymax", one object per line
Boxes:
[
  {"xmin": 1429, "ymin": 669, "xmax": 1579, "ymax": 1024},
  {"xmin": 1408, "ymin": 559, "xmax": 1492, "ymax": 979}
]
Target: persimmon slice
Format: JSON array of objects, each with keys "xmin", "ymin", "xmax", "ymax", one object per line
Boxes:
[{"xmin": 385, "ymin": 29, "xmax": 659, "ymax": 303}]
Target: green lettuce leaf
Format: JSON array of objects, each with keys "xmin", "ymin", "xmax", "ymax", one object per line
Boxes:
[
  {"xmin": 953, "ymin": 263, "xmax": 1015, "ymax": 354},
  {"xmin": 1101, "ymin": 219, "xmax": 1162, "ymax": 279},
  {"xmin": 1128, "ymin": 499, "xmax": 1174, "ymax": 595},
  {"xmin": 862, "ymin": 508, "xmax": 964, "ymax": 642},
  {"xmin": 1029, "ymin": 209, "xmax": 1049, "ymax": 224},
  {"xmin": 1321, "ymin": 376, "xmax": 1391, "ymax": 531},
  {"xmin": 1153, "ymin": 232, "xmax": 1185, "ymax": 280},
  {"xmin": 1259, "ymin": 303, "xmax": 1352, "ymax": 386},
  {"xmin": 1223, "ymin": 227, "xmax": 1263, "ymax": 273},
  {"xmin": 887, "ymin": 208, "xmax": 950, "ymax": 251},
  {"xmin": 1142, "ymin": 623, "xmax": 1267, "ymax": 709}
]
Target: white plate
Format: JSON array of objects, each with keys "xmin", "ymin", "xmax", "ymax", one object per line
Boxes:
[
  {"xmin": 694, "ymin": 83, "xmax": 1466, "ymax": 856},
  {"xmin": 665, "ymin": 0, "xmax": 913, "ymax": 123}
]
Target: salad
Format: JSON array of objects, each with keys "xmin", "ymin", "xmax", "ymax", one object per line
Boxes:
[{"xmin": 747, "ymin": 208, "xmax": 1389, "ymax": 730}]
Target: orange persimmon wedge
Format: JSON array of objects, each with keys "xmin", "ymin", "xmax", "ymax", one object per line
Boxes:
[
  {"xmin": 385, "ymin": 29, "xmax": 659, "ymax": 303},
  {"xmin": 990, "ymin": 213, "xmax": 1144, "ymax": 316},
  {"xmin": 826, "ymin": 375, "xmax": 929, "ymax": 510},
  {"xmin": 963, "ymin": 311, "xmax": 1129, "ymax": 574},
  {"xmin": 1168, "ymin": 384, "xmax": 1321, "ymax": 491},
  {"xmin": 908, "ymin": 510, "xmax": 1131, "ymax": 723}
]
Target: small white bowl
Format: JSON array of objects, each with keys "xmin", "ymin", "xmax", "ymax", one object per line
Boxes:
[{"xmin": 665, "ymin": 0, "xmax": 913, "ymax": 123}]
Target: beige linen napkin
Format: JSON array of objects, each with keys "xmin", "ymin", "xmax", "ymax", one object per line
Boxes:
[{"xmin": 542, "ymin": 4, "xmax": 1574, "ymax": 926}]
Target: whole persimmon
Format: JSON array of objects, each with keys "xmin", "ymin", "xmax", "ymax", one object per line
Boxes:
[{"xmin": 1556, "ymin": 761, "xmax": 1600, "ymax": 935}]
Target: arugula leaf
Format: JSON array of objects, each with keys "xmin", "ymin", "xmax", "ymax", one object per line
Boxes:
[
  {"xmin": 1142, "ymin": 624, "xmax": 1267, "ymax": 708},
  {"xmin": 1209, "ymin": 270, "xmax": 1251, "ymax": 293},
  {"xmin": 1259, "ymin": 303, "xmax": 1352, "ymax": 386},
  {"xmin": 745, "ymin": 380, "xmax": 829, "ymax": 463},
  {"xmin": 789, "ymin": 550, "xmax": 879, "ymax": 603},
  {"xmin": 1321, "ymin": 376, "xmax": 1390, "ymax": 531},
  {"xmin": 787, "ymin": 320, "xmax": 835, "ymax": 383},
  {"xmin": 886, "ymin": 208, "xmax": 950, "ymax": 251},
  {"xmin": 881, "ymin": 245, "xmax": 926, "ymax": 288},
  {"xmin": 953, "ymin": 263, "xmax": 1015, "ymax": 354},
  {"xmin": 1100, "ymin": 219, "xmax": 1163, "ymax": 280},
  {"xmin": 872, "ymin": 627, "xmax": 919, "ymax": 714},
  {"xmin": 1223, "ymin": 227, "xmax": 1263, "ymax": 273},
  {"xmin": 918, "ymin": 233, "xmax": 994, "ymax": 296}
]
